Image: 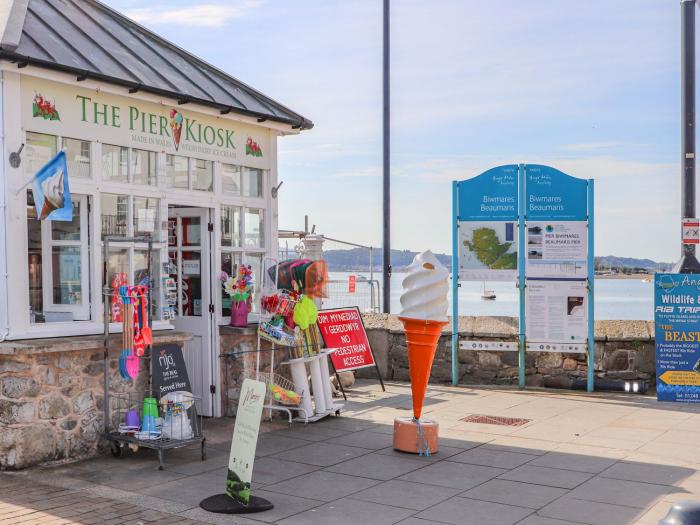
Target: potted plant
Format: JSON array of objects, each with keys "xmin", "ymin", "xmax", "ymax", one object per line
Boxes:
[{"xmin": 220, "ymin": 265, "xmax": 254, "ymax": 327}]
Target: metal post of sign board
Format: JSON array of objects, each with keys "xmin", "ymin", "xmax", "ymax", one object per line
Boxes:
[
  {"xmin": 451, "ymin": 181, "xmax": 460, "ymax": 386},
  {"xmin": 518, "ymin": 164, "xmax": 526, "ymax": 389},
  {"xmin": 587, "ymin": 179, "xmax": 595, "ymax": 392}
]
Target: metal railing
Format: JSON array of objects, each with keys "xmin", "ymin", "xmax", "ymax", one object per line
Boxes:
[{"xmin": 321, "ymin": 276, "xmax": 380, "ymax": 313}]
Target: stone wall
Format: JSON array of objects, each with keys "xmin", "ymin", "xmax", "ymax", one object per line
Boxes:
[
  {"xmin": 358, "ymin": 314, "xmax": 655, "ymax": 387},
  {"xmin": 0, "ymin": 332, "xmax": 190, "ymax": 470}
]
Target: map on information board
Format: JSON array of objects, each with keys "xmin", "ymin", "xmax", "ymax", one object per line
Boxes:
[{"xmin": 459, "ymin": 221, "xmax": 517, "ymax": 281}]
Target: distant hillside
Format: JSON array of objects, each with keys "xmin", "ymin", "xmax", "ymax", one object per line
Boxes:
[
  {"xmin": 321, "ymin": 248, "xmax": 451, "ymax": 271},
  {"xmin": 316, "ymin": 247, "xmax": 673, "ymax": 273},
  {"xmin": 595, "ymin": 256, "xmax": 672, "ymax": 272}
]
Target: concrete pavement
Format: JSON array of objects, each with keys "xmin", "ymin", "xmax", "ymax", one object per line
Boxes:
[{"xmin": 3, "ymin": 380, "xmax": 700, "ymax": 524}]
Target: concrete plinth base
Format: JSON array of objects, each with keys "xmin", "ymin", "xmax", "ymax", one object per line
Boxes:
[{"xmin": 392, "ymin": 417, "xmax": 439, "ymax": 454}]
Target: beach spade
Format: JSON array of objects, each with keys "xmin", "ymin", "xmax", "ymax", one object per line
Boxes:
[{"xmin": 399, "ymin": 316, "xmax": 448, "ymax": 420}]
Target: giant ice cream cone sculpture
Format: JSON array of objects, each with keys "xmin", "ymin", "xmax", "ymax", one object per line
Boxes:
[{"xmin": 398, "ymin": 250, "xmax": 449, "ymax": 420}]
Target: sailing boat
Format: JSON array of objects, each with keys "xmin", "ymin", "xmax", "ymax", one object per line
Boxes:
[{"xmin": 481, "ymin": 282, "xmax": 496, "ymax": 300}]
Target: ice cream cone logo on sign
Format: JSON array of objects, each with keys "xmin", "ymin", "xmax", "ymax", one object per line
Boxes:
[
  {"xmin": 399, "ymin": 251, "xmax": 449, "ymax": 420},
  {"xmin": 39, "ymin": 167, "xmax": 65, "ymax": 219},
  {"xmin": 32, "ymin": 151, "xmax": 72, "ymax": 222},
  {"xmin": 170, "ymin": 109, "xmax": 184, "ymax": 150}
]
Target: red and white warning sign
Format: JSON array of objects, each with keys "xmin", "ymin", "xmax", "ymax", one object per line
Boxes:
[{"xmin": 683, "ymin": 218, "xmax": 700, "ymax": 245}]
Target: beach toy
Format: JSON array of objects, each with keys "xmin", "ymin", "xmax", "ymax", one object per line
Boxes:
[
  {"xmin": 292, "ymin": 296, "xmax": 317, "ymax": 331},
  {"xmin": 267, "ymin": 384, "xmax": 301, "ymax": 405},
  {"xmin": 303, "ymin": 260, "xmax": 329, "ymax": 298},
  {"xmin": 118, "ymin": 286, "xmax": 131, "ymax": 379},
  {"xmin": 143, "ymin": 397, "xmax": 159, "ymax": 417},
  {"xmin": 124, "ymin": 410, "xmax": 139, "ymax": 429}
]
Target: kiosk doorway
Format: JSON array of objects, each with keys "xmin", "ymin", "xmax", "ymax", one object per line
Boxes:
[{"xmin": 167, "ymin": 206, "xmax": 215, "ymax": 416}]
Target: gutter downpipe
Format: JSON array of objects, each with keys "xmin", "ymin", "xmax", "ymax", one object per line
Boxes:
[{"xmin": 0, "ymin": 73, "xmax": 9, "ymax": 341}]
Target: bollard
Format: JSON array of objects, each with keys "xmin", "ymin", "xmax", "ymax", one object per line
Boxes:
[{"xmin": 659, "ymin": 500, "xmax": 700, "ymax": 525}]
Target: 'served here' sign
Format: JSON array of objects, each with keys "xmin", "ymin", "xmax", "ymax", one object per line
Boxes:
[{"xmin": 317, "ymin": 307, "xmax": 376, "ymax": 372}]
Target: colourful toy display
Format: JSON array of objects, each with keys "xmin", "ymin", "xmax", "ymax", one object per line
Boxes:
[{"xmin": 268, "ymin": 384, "xmax": 301, "ymax": 405}]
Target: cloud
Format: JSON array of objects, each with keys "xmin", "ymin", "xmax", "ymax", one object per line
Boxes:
[{"xmin": 125, "ymin": 1, "xmax": 261, "ymax": 27}]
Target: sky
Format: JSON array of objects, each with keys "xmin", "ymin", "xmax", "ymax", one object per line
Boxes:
[{"xmin": 104, "ymin": 0, "xmax": 683, "ymax": 262}]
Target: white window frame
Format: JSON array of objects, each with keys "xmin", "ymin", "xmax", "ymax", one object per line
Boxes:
[
  {"xmin": 218, "ymin": 197, "xmax": 267, "ymax": 324},
  {"xmin": 40, "ymin": 194, "xmax": 90, "ymax": 321},
  {"xmin": 100, "ymin": 191, "xmax": 165, "ymax": 332}
]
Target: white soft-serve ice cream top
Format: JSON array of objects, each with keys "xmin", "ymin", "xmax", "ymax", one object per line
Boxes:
[{"xmin": 399, "ymin": 250, "xmax": 449, "ymax": 322}]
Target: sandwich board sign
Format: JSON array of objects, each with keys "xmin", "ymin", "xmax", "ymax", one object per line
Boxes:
[
  {"xmin": 317, "ymin": 307, "xmax": 385, "ymax": 391},
  {"xmin": 200, "ymin": 378, "xmax": 273, "ymax": 514},
  {"xmin": 451, "ymin": 164, "xmax": 594, "ymax": 391}
]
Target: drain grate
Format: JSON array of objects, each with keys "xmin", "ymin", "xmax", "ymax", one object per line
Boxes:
[{"xmin": 461, "ymin": 414, "xmax": 531, "ymax": 427}]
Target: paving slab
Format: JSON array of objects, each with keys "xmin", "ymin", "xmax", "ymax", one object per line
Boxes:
[
  {"xmin": 498, "ymin": 465, "xmax": 594, "ymax": 489},
  {"xmin": 263, "ymin": 470, "xmax": 381, "ymax": 502},
  {"xmin": 566, "ymin": 477, "xmax": 671, "ymax": 508},
  {"xmin": 141, "ymin": 470, "xmax": 225, "ymax": 507},
  {"xmin": 600, "ymin": 460, "xmax": 697, "ymax": 486},
  {"xmin": 271, "ymin": 442, "xmax": 373, "ymax": 467},
  {"xmin": 416, "ymin": 496, "xmax": 534, "ymax": 525},
  {"xmin": 398, "ymin": 460, "xmax": 505, "ymax": 490},
  {"xmin": 275, "ymin": 496, "xmax": 414, "ymax": 525},
  {"xmin": 538, "ymin": 497, "xmax": 644, "ymax": 525},
  {"xmin": 516, "ymin": 516, "xmax": 587, "ymax": 525},
  {"xmin": 233, "ymin": 489, "xmax": 325, "ymax": 524},
  {"xmin": 460, "ymin": 479, "xmax": 567, "ymax": 510},
  {"xmin": 324, "ymin": 451, "xmax": 428, "ymax": 481},
  {"xmin": 254, "ymin": 434, "xmax": 311, "ymax": 457},
  {"xmin": 326, "ymin": 429, "xmax": 395, "ymax": 450},
  {"xmin": 374, "ymin": 445, "xmax": 464, "ymax": 462},
  {"xmin": 526, "ymin": 451, "xmax": 619, "ymax": 474},
  {"xmin": 349, "ymin": 479, "xmax": 461, "ymax": 511},
  {"xmin": 249, "ymin": 456, "xmax": 320, "ymax": 485},
  {"xmin": 448, "ymin": 447, "xmax": 538, "ymax": 469}
]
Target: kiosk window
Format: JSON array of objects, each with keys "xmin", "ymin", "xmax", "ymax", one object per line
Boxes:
[
  {"xmin": 27, "ymin": 192, "xmax": 91, "ymax": 323},
  {"xmin": 63, "ymin": 138, "xmax": 91, "ymax": 179}
]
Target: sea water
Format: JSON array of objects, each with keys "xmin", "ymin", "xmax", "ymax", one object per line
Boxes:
[{"xmin": 329, "ymin": 272, "xmax": 654, "ymax": 321}]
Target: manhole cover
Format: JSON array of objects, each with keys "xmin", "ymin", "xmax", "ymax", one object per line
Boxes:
[{"xmin": 461, "ymin": 414, "xmax": 531, "ymax": 426}]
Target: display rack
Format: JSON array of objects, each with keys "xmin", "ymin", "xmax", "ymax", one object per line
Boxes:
[
  {"xmin": 261, "ymin": 257, "xmax": 343, "ymax": 423},
  {"xmin": 102, "ymin": 235, "xmax": 206, "ymax": 469}
]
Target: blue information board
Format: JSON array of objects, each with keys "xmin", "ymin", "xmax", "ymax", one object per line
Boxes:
[
  {"xmin": 457, "ymin": 165, "xmax": 518, "ymax": 221},
  {"xmin": 452, "ymin": 164, "xmax": 594, "ymax": 391},
  {"xmin": 654, "ymin": 273, "xmax": 700, "ymax": 403},
  {"xmin": 526, "ymin": 164, "xmax": 588, "ymax": 221}
]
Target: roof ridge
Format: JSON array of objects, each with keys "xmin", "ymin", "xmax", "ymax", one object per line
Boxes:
[{"xmin": 0, "ymin": 0, "xmax": 29, "ymax": 50}]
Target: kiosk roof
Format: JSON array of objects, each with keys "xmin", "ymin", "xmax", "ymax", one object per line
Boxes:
[{"xmin": 0, "ymin": 0, "xmax": 313, "ymax": 130}]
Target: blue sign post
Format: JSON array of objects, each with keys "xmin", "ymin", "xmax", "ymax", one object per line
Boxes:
[
  {"xmin": 654, "ymin": 274, "xmax": 700, "ymax": 402},
  {"xmin": 451, "ymin": 164, "xmax": 594, "ymax": 391}
]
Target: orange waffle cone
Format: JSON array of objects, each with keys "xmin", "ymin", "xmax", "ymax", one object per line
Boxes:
[{"xmin": 399, "ymin": 317, "xmax": 448, "ymax": 420}]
